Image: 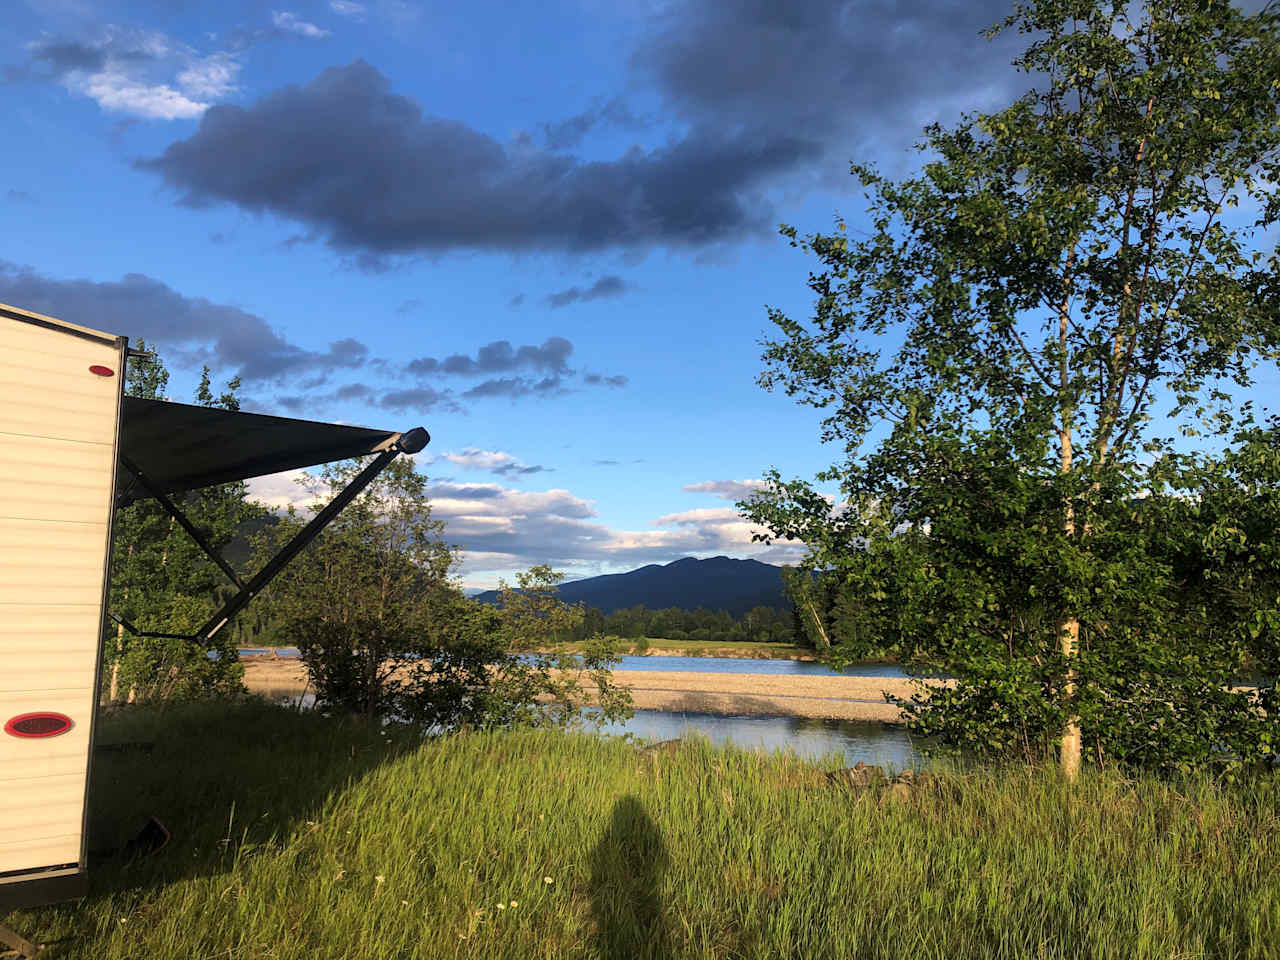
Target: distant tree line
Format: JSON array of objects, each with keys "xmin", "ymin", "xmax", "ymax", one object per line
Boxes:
[{"xmin": 556, "ymin": 603, "xmax": 797, "ymax": 646}]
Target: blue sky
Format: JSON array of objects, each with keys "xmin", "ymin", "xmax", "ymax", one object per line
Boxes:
[{"xmin": 4, "ymin": 0, "xmax": 1276, "ymax": 589}]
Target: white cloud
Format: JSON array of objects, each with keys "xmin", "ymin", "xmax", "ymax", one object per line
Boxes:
[
  {"xmin": 653, "ymin": 507, "xmax": 741, "ymax": 526},
  {"xmin": 243, "ymin": 469, "xmax": 322, "ymax": 512},
  {"xmin": 272, "ymin": 11, "xmax": 331, "ymax": 38},
  {"xmin": 176, "ymin": 51, "xmax": 240, "ymax": 99},
  {"xmin": 433, "ymin": 448, "xmax": 551, "ymax": 478},
  {"xmin": 80, "ymin": 68, "xmax": 208, "ymax": 119},
  {"xmin": 329, "ymin": 0, "xmax": 366, "ymax": 16},
  {"xmin": 441, "ymin": 448, "xmax": 519, "ymax": 471},
  {"xmin": 39, "ymin": 26, "xmax": 241, "ymax": 120},
  {"xmin": 244, "ymin": 471, "xmax": 807, "ymax": 589},
  {"xmin": 682, "ymin": 479, "xmax": 769, "ymax": 501}
]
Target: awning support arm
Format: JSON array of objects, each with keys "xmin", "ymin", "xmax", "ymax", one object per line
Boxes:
[
  {"xmin": 0, "ymin": 920, "xmax": 41, "ymax": 959},
  {"xmin": 193, "ymin": 427, "xmax": 429, "ymax": 644},
  {"xmin": 107, "ymin": 611, "xmax": 195, "ymax": 641},
  {"xmin": 120, "ymin": 455, "xmax": 246, "ymax": 590}
]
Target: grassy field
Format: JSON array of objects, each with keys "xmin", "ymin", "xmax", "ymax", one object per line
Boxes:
[{"xmin": 6, "ymin": 700, "xmax": 1279, "ymax": 959}]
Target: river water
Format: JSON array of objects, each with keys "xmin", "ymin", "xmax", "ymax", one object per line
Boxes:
[
  {"xmin": 236, "ymin": 648, "xmax": 940, "ymax": 679},
  {"xmin": 243, "ymin": 648, "xmax": 932, "ymax": 768},
  {"xmin": 598, "ymin": 708, "xmax": 923, "ymax": 769},
  {"xmin": 262, "ymin": 690, "xmax": 922, "ymax": 770}
]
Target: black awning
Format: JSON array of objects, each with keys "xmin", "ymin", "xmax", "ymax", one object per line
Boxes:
[
  {"xmin": 118, "ymin": 397, "xmax": 409, "ymax": 501},
  {"xmin": 111, "ymin": 397, "xmax": 429, "ymax": 642}
]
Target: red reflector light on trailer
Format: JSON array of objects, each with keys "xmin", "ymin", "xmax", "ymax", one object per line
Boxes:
[
  {"xmin": 88, "ymin": 364, "xmax": 114, "ymax": 377},
  {"xmin": 4, "ymin": 713, "xmax": 73, "ymax": 738}
]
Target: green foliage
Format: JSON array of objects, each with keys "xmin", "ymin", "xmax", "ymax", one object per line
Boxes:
[
  {"xmin": 744, "ymin": 0, "xmax": 1280, "ymax": 777},
  {"xmin": 105, "ymin": 345, "xmax": 261, "ymax": 701},
  {"xmin": 496, "ymin": 565, "xmax": 583, "ymax": 653},
  {"xmin": 257, "ymin": 462, "xmax": 632, "ymax": 733}
]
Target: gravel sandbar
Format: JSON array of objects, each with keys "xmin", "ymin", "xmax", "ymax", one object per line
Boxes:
[{"xmin": 240, "ymin": 658, "xmax": 952, "ymax": 723}]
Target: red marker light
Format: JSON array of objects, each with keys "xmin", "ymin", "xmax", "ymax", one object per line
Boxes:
[
  {"xmin": 4, "ymin": 713, "xmax": 73, "ymax": 738},
  {"xmin": 88, "ymin": 365, "xmax": 114, "ymax": 377}
]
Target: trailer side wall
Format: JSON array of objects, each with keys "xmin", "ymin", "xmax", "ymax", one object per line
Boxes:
[{"xmin": 0, "ymin": 306, "xmax": 125, "ymax": 907}]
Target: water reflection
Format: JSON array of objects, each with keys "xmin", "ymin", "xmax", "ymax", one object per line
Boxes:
[
  {"xmin": 257, "ymin": 690, "xmax": 924, "ymax": 771},
  {"xmin": 597, "ymin": 709, "xmax": 923, "ymax": 770}
]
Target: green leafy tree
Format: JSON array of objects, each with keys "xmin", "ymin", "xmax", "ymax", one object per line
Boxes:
[
  {"xmin": 258, "ymin": 462, "xmax": 633, "ymax": 732},
  {"xmin": 780, "ymin": 566, "xmax": 833, "ymax": 652},
  {"xmin": 743, "ymin": 0, "xmax": 1280, "ymax": 778},
  {"xmin": 255, "ymin": 456, "xmax": 457, "ymax": 716},
  {"xmin": 105, "ymin": 346, "xmax": 262, "ymax": 702}
]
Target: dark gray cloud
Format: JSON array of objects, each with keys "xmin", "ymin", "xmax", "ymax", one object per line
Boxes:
[
  {"xmin": 282, "ymin": 381, "xmax": 456, "ymax": 415},
  {"xmin": 632, "ymin": 0, "xmax": 1023, "ymax": 178},
  {"xmin": 435, "ymin": 448, "xmax": 552, "ymax": 478},
  {"xmin": 377, "ymin": 386, "xmax": 452, "ymax": 412},
  {"xmin": 396, "ymin": 297, "xmax": 421, "ymax": 314},
  {"xmin": 407, "ymin": 336, "xmax": 573, "ymax": 377},
  {"xmin": 541, "ymin": 96, "xmax": 647, "ymax": 151},
  {"xmin": 426, "ymin": 481, "xmax": 505, "ymax": 500},
  {"xmin": 508, "ymin": 293, "xmax": 524, "ymax": 308},
  {"xmin": 546, "ymin": 275, "xmax": 626, "ymax": 309},
  {"xmin": 460, "ymin": 375, "xmax": 565, "ymax": 400},
  {"xmin": 0, "ymin": 260, "xmax": 628, "ymax": 415},
  {"xmin": 583, "ymin": 373, "xmax": 628, "ymax": 387},
  {"xmin": 32, "ymin": 41, "xmax": 109, "ymax": 73},
  {"xmin": 493, "ymin": 463, "xmax": 551, "ymax": 477},
  {"xmin": 0, "ymin": 260, "xmax": 369, "ymax": 385},
  {"xmin": 129, "ymin": 2, "xmax": 1031, "ymax": 261},
  {"xmin": 4, "ymin": 35, "xmax": 145, "ymax": 87},
  {"xmin": 25, "ymin": 33, "xmax": 162, "ymax": 78},
  {"xmin": 136, "ymin": 59, "xmax": 817, "ymax": 256}
]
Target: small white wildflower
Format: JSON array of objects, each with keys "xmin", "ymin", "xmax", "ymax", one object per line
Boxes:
[
  {"xmin": 375, "ymin": 875, "xmax": 385, "ymax": 884},
  {"xmin": 510, "ymin": 900, "xmax": 518, "ymax": 908},
  {"xmin": 496, "ymin": 902, "xmax": 505, "ymax": 910},
  {"xmin": 543, "ymin": 876, "xmax": 553, "ymax": 884},
  {"xmin": 119, "ymin": 918, "xmax": 128, "ymax": 924}
]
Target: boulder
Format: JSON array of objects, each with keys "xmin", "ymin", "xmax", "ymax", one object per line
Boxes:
[
  {"xmin": 825, "ymin": 761, "xmax": 886, "ymax": 790},
  {"xmin": 639, "ymin": 738, "xmax": 683, "ymax": 756},
  {"xmin": 879, "ymin": 782, "xmax": 915, "ymax": 805}
]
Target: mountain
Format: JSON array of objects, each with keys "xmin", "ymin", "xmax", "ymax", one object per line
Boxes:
[{"xmin": 472, "ymin": 556, "xmax": 789, "ymax": 617}]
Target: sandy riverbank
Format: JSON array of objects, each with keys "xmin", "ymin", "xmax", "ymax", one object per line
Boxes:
[{"xmin": 240, "ymin": 657, "xmax": 952, "ymax": 723}]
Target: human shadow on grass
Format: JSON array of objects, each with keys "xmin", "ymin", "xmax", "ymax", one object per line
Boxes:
[{"xmin": 589, "ymin": 795, "xmax": 672, "ymax": 960}]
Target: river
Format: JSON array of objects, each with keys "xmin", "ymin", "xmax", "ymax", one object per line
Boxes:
[{"xmin": 236, "ymin": 648, "xmax": 943, "ymax": 679}]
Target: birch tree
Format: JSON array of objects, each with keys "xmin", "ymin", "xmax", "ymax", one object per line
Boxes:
[{"xmin": 743, "ymin": 0, "xmax": 1280, "ymax": 778}]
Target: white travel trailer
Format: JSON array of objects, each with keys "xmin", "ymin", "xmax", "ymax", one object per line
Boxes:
[{"xmin": 0, "ymin": 302, "xmax": 429, "ymax": 956}]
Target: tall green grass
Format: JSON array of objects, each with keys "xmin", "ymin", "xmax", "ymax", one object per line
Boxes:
[{"xmin": 6, "ymin": 700, "xmax": 1278, "ymax": 959}]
